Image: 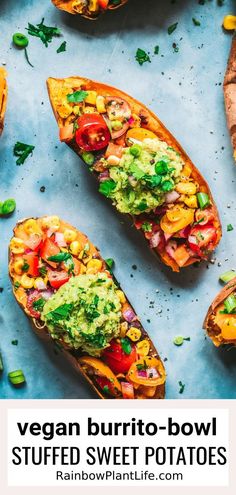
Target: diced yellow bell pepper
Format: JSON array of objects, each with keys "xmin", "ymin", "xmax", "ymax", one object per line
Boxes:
[
  {"xmin": 161, "ymin": 207, "xmax": 194, "ymax": 234},
  {"xmin": 78, "ymin": 356, "xmax": 121, "ymax": 394},
  {"xmin": 64, "ymin": 229, "xmax": 77, "ymax": 243},
  {"xmin": 20, "ymin": 274, "xmax": 34, "ymax": 289},
  {"xmin": 41, "ymin": 216, "xmax": 60, "ymax": 231},
  {"xmin": 13, "ymin": 259, "xmax": 24, "ymax": 275},
  {"xmin": 126, "ymin": 327, "xmax": 142, "ymax": 342},
  {"xmin": 86, "ymin": 258, "xmax": 103, "ymax": 274},
  {"xmin": 126, "ymin": 127, "xmax": 157, "ymax": 143},
  {"xmin": 70, "ymin": 241, "xmax": 81, "ymax": 256},
  {"xmin": 223, "ymin": 15, "xmax": 236, "ymax": 31},
  {"xmin": 57, "ymin": 103, "xmax": 73, "ymax": 119},
  {"xmin": 184, "ymin": 195, "xmax": 198, "ymax": 209},
  {"xmin": 85, "ymin": 91, "xmax": 97, "ymax": 105},
  {"xmin": 175, "ymin": 182, "xmax": 197, "ymax": 196},
  {"xmin": 24, "ymin": 219, "xmax": 41, "ymax": 236},
  {"xmin": 96, "ymin": 95, "xmax": 106, "ymax": 113},
  {"xmin": 10, "ymin": 237, "xmax": 25, "ymax": 254},
  {"xmin": 182, "ymin": 162, "xmax": 192, "ymax": 177},
  {"xmin": 116, "ymin": 290, "xmax": 126, "ymax": 304},
  {"xmin": 136, "ymin": 339, "xmax": 150, "ymax": 357}
]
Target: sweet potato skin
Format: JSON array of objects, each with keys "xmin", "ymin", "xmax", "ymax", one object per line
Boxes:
[
  {"xmin": 9, "ymin": 217, "xmax": 165, "ymax": 400},
  {"xmin": 0, "ymin": 68, "xmax": 7, "ymax": 136},
  {"xmin": 203, "ymin": 277, "xmax": 236, "ymax": 347},
  {"xmin": 224, "ymin": 35, "xmax": 236, "ymax": 160},
  {"xmin": 47, "ymin": 76, "xmax": 222, "ymax": 272},
  {"xmin": 51, "ymin": 0, "xmax": 128, "ymax": 18}
]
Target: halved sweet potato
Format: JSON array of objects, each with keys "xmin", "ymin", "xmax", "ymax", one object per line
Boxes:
[
  {"xmin": 47, "ymin": 76, "xmax": 221, "ymax": 272},
  {"xmin": 203, "ymin": 278, "xmax": 236, "ymax": 347},
  {"xmin": 224, "ymin": 35, "xmax": 236, "ymax": 161},
  {"xmin": 9, "ymin": 216, "xmax": 166, "ymax": 399},
  {"xmin": 0, "ymin": 68, "xmax": 7, "ymax": 136},
  {"xmin": 51, "ymin": 0, "xmax": 128, "ymax": 19}
]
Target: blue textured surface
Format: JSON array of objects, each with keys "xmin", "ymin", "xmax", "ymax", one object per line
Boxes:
[{"xmin": 0, "ymin": 0, "xmax": 236, "ymax": 399}]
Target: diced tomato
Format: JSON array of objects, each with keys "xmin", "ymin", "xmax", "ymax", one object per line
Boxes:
[
  {"xmin": 40, "ymin": 238, "xmax": 60, "ymax": 268},
  {"xmin": 26, "ymin": 290, "xmax": 42, "ymax": 319},
  {"xmin": 103, "ymin": 339, "xmax": 137, "ymax": 375},
  {"xmin": 75, "ymin": 113, "xmax": 110, "ymax": 152},
  {"xmin": 105, "ymin": 142, "xmax": 123, "ymax": 158},
  {"xmin": 95, "ymin": 376, "xmax": 116, "ymax": 396},
  {"xmin": 23, "ymin": 253, "xmax": 39, "ymax": 277},
  {"xmin": 24, "ymin": 234, "xmax": 43, "ymax": 252},
  {"xmin": 195, "ymin": 208, "xmax": 215, "ymax": 226},
  {"xmin": 59, "ymin": 124, "xmax": 74, "ymax": 143},
  {"xmin": 188, "ymin": 224, "xmax": 217, "ymax": 255},
  {"xmin": 48, "ymin": 270, "xmax": 70, "ymax": 289},
  {"xmin": 172, "ymin": 245, "xmax": 190, "ymax": 267},
  {"xmin": 98, "ymin": 0, "xmax": 109, "ymax": 8},
  {"xmin": 121, "ymin": 381, "xmax": 135, "ymax": 399}
]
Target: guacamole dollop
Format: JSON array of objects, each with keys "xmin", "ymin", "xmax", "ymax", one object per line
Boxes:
[
  {"xmin": 42, "ymin": 273, "xmax": 121, "ymax": 356},
  {"xmin": 102, "ymin": 138, "xmax": 184, "ymax": 215}
]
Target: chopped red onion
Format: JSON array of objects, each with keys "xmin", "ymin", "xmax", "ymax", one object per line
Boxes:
[
  {"xmin": 150, "ymin": 231, "xmax": 162, "ymax": 248},
  {"xmin": 98, "ymin": 171, "xmax": 110, "ymax": 182},
  {"xmin": 55, "ymin": 232, "xmax": 67, "ymax": 247},
  {"xmin": 165, "ymin": 240, "xmax": 177, "ymax": 259},
  {"xmin": 123, "ymin": 308, "xmax": 136, "ymax": 323},
  {"xmin": 165, "ymin": 190, "xmax": 180, "ymax": 203},
  {"xmin": 147, "ymin": 367, "xmax": 160, "ymax": 378},
  {"xmin": 24, "ymin": 234, "xmax": 42, "ymax": 251},
  {"xmin": 137, "ymin": 370, "xmax": 147, "ymax": 378}
]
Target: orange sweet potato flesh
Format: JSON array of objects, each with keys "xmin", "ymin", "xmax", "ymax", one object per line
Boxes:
[
  {"xmin": 51, "ymin": 0, "xmax": 128, "ymax": 18},
  {"xmin": 47, "ymin": 76, "xmax": 222, "ymax": 272},
  {"xmin": 0, "ymin": 68, "xmax": 7, "ymax": 136},
  {"xmin": 224, "ymin": 35, "xmax": 236, "ymax": 161},
  {"xmin": 203, "ymin": 278, "xmax": 236, "ymax": 347},
  {"xmin": 9, "ymin": 217, "xmax": 165, "ymax": 400}
]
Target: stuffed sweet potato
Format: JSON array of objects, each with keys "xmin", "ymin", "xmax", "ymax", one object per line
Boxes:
[
  {"xmin": 51, "ymin": 0, "xmax": 128, "ymax": 19},
  {"xmin": 0, "ymin": 68, "xmax": 7, "ymax": 136},
  {"xmin": 47, "ymin": 76, "xmax": 221, "ymax": 272},
  {"xmin": 224, "ymin": 34, "xmax": 236, "ymax": 161},
  {"xmin": 204, "ymin": 277, "xmax": 236, "ymax": 347},
  {"xmin": 9, "ymin": 216, "xmax": 166, "ymax": 399}
]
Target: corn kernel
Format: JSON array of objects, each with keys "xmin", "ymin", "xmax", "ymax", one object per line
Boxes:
[
  {"xmin": 126, "ymin": 327, "xmax": 142, "ymax": 342},
  {"xmin": 175, "ymin": 182, "xmax": 197, "ymax": 195},
  {"xmin": 84, "ymin": 106, "xmax": 96, "ymax": 114},
  {"xmin": 136, "ymin": 339, "xmax": 150, "ymax": 357},
  {"xmin": 57, "ymin": 103, "xmax": 73, "ymax": 119},
  {"xmin": 63, "ymin": 229, "xmax": 77, "ymax": 243},
  {"xmin": 184, "ymin": 195, "xmax": 198, "ymax": 209},
  {"xmin": 86, "ymin": 258, "xmax": 103, "ymax": 274},
  {"xmin": 182, "ymin": 163, "xmax": 192, "ymax": 177},
  {"xmin": 73, "ymin": 105, "xmax": 83, "ymax": 115},
  {"xmin": 70, "ymin": 240, "xmax": 81, "ymax": 256},
  {"xmin": 13, "ymin": 259, "xmax": 24, "ymax": 275},
  {"xmin": 223, "ymin": 15, "xmax": 236, "ymax": 31},
  {"xmin": 41, "ymin": 216, "xmax": 60, "ymax": 231},
  {"xmin": 24, "ymin": 219, "xmax": 41, "ymax": 236},
  {"xmin": 20, "ymin": 274, "xmax": 34, "ymax": 289},
  {"xmin": 116, "ymin": 290, "xmax": 126, "ymax": 304},
  {"xmin": 85, "ymin": 91, "xmax": 97, "ymax": 105},
  {"xmin": 10, "ymin": 237, "xmax": 25, "ymax": 254},
  {"xmin": 119, "ymin": 321, "xmax": 128, "ymax": 338},
  {"xmin": 107, "ymin": 155, "xmax": 121, "ymax": 166},
  {"xmin": 96, "ymin": 95, "xmax": 106, "ymax": 113}
]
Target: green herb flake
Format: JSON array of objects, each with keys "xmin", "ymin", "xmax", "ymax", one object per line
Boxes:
[
  {"xmin": 227, "ymin": 224, "xmax": 234, "ymax": 232},
  {"xmin": 178, "ymin": 381, "xmax": 185, "ymax": 394},
  {"xmin": 46, "ymin": 303, "xmax": 74, "ymax": 322},
  {"xmin": 32, "ymin": 298, "xmax": 46, "ymax": 312},
  {"xmin": 121, "ymin": 337, "xmax": 132, "ymax": 355},
  {"xmin": 13, "ymin": 142, "xmax": 35, "ymax": 166},
  {"xmin": 57, "ymin": 41, "xmax": 67, "ymax": 53},
  {"xmin": 173, "ymin": 336, "xmax": 190, "ymax": 346},
  {"xmin": 141, "ymin": 221, "xmax": 152, "ymax": 233},
  {"xmin": 22, "ymin": 261, "xmax": 30, "ymax": 272},
  {"xmin": 154, "ymin": 45, "xmax": 159, "ymax": 55},
  {"xmin": 135, "ymin": 48, "xmax": 151, "ymax": 66},
  {"xmin": 105, "ymin": 258, "xmax": 114, "ymax": 270},
  {"xmin": 103, "ymin": 385, "xmax": 109, "ymax": 393},
  {"xmin": 192, "ymin": 18, "xmax": 201, "ymax": 26},
  {"xmin": 26, "ymin": 18, "xmax": 61, "ymax": 47},
  {"xmin": 11, "ymin": 340, "xmax": 18, "ymax": 346},
  {"xmin": 168, "ymin": 22, "xmax": 178, "ymax": 35},
  {"xmin": 99, "ymin": 179, "xmax": 116, "ymax": 197},
  {"xmin": 39, "ymin": 266, "xmax": 47, "ymax": 277},
  {"xmin": 14, "ymin": 281, "xmax": 20, "ymax": 289},
  {"xmin": 67, "ymin": 90, "xmax": 88, "ymax": 103}
]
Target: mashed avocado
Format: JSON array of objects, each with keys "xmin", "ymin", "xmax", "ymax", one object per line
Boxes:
[
  {"xmin": 42, "ymin": 273, "xmax": 121, "ymax": 356},
  {"xmin": 101, "ymin": 138, "xmax": 184, "ymax": 215}
]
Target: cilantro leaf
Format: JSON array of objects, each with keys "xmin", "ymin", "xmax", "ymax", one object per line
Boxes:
[
  {"xmin": 192, "ymin": 18, "xmax": 201, "ymax": 26},
  {"xmin": 135, "ymin": 48, "xmax": 151, "ymax": 66},
  {"xmin": 67, "ymin": 90, "xmax": 88, "ymax": 103},
  {"xmin": 32, "ymin": 298, "xmax": 46, "ymax": 311},
  {"xmin": 46, "ymin": 303, "xmax": 74, "ymax": 322},
  {"xmin": 154, "ymin": 45, "xmax": 159, "ymax": 55},
  {"xmin": 168, "ymin": 22, "xmax": 178, "ymax": 35},
  {"xmin": 26, "ymin": 18, "xmax": 61, "ymax": 47},
  {"xmin": 57, "ymin": 41, "xmax": 67, "ymax": 53},
  {"xmin": 13, "ymin": 142, "xmax": 35, "ymax": 165},
  {"xmin": 105, "ymin": 258, "xmax": 114, "ymax": 270},
  {"xmin": 141, "ymin": 222, "xmax": 152, "ymax": 233},
  {"xmin": 99, "ymin": 179, "xmax": 116, "ymax": 197},
  {"xmin": 47, "ymin": 252, "xmax": 74, "ymax": 273}
]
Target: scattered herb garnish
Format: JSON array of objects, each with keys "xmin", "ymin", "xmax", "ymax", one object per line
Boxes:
[
  {"xmin": 24, "ymin": 48, "xmax": 34, "ymax": 67},
  {"xmin": 105, "ymin": 258, "xmax": 114, "ymax": 271},
  {"xmin": 219, "ymin": 270, "xmax": 236, "ymax": 284},
  {"xmin": 173, "ymin": 336, "xmax": 190, "ymax": 346},
  {"xmin": 192, "ymin": 18, "xmax": 201, "ymax": 26},
  {"xmin": 13, "ymin": 142, "xmax": 35, "ymax": 165},
  {"xmin": 168, "ymin": 22, "xmax": 178, "ymax": 35},
  {"xmin": 172, "ymin": 43, "xmax": 179, "ymax": 53},
  {"xmin": 26, "ymin": 18, "xmax": 61, "ymax": 47},
  {"xmin": 14, "ymin": 281, "xmax": 20, "ymax": 289},
  {"xmin": 154, "ymin": 45, "xmax": 159, "ymax": 55},
  {"xmin": 227, "ymin": 224, "xmax": 234, "ymax": 232},
  {"xmin": 22, "ymin": 261, "xmax": 30, "ymax": 272},
  {"xmin": 136, "ymin": 361, "xmax": 148, "ymax": 371},
  {"xmin": 135, "ymin": 48, "xmax": 151, "ymax": 66},
  {"xmin": 32, "ymin": 298, "xmax": 46, "ymax": 311},
  {"xmin": 48, "ymin": 251, "xmax": 74, "ymax": 273},
  {"xmin": 121, "ymin": 337, "xmax": 132, "ymax": 355},
  {"xmin": 11, "ymin": 340, "xmax": 18, "ymax": 346},
  {"xmin": 99, "ymin": 179, "xmax": 116, "ymax": 197},
  {"xmin": 67, "ymin": 90, "xmax": 88, "ymax": 103},
  {"xmin": 141, "ymin": 222, "xmax": 152, "ymax": 233},
  {"xmin": 0, "ymin": 353, "xmax": 3, "ymax": 372},
  {"xmin": 46, "ymin": 303, "xmax": 74, "ymax": 322},
  {"xmin": 57, "ymin": 41, "xmax": 66, "ymax": 53},
  {"xmin": 224, "ymin": 294, "xmax": 236, "ymax": 314},
  {"xmin": 0, "ymin": 198, "xmax": 16, "ymax": 216},
  {"xmin": 39, "ymin": 265, "xmax": 47, "ymax": 277},
  {"xmin": 178, "ymin": 381, "xmax": 185, "ymax": 394}
]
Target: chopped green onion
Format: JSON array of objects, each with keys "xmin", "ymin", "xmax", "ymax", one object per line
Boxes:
[
  {"xmin": 219, "ymin": 270, "xmax": 236, "ymax": 284},
  {"xmin": 227, "ymin": 224, "xmax": 234, "ymax": 232},
  {"xmin": 0, "ymin": 198, "xmax": 16, "ymax": 216},
  {"xmin": 13, "ymin": 33, "xmax": 29, "ymax": 48},
  {"xmin": 11, "ymin": 340, "xmax": 18, "ymax": 346},
  {"xmin": 197, "ymin": 192, "xmax": 210, "ymax": 210},
  {"xmin": 105, "ymin": 258, "xmax": 114, "ymax": 270},
  {"xmin": 173, "ymin": 336, "xmax": 190, "ymax": 346},
  {"xmin": 168, "ymin": 22, "xmax": 178, "ymax": 35},
  {"xmin": 8, "ymin": 369, "xmax": 26, "ymax": 386},
  {"xmin": 155, "ymin": 160, "xmax": 168, "ymax": 175},
  {"xmin": 224, "ymin": 294, "xmax": 236, "ymax": 314},
  {"xmin": 121, "ymin": 337, "xmax": 132, "ymax": 355},
  {"xmin": 0, "ymin": 352, "xmax": 3, "ymax": 372},
  {"xmin": 81, "ymin": 151, "xmax": 95, "ymax": 166},
  {"xmin": 178, "ymin": 381, "xmax": 185, "ymax": 394}
]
